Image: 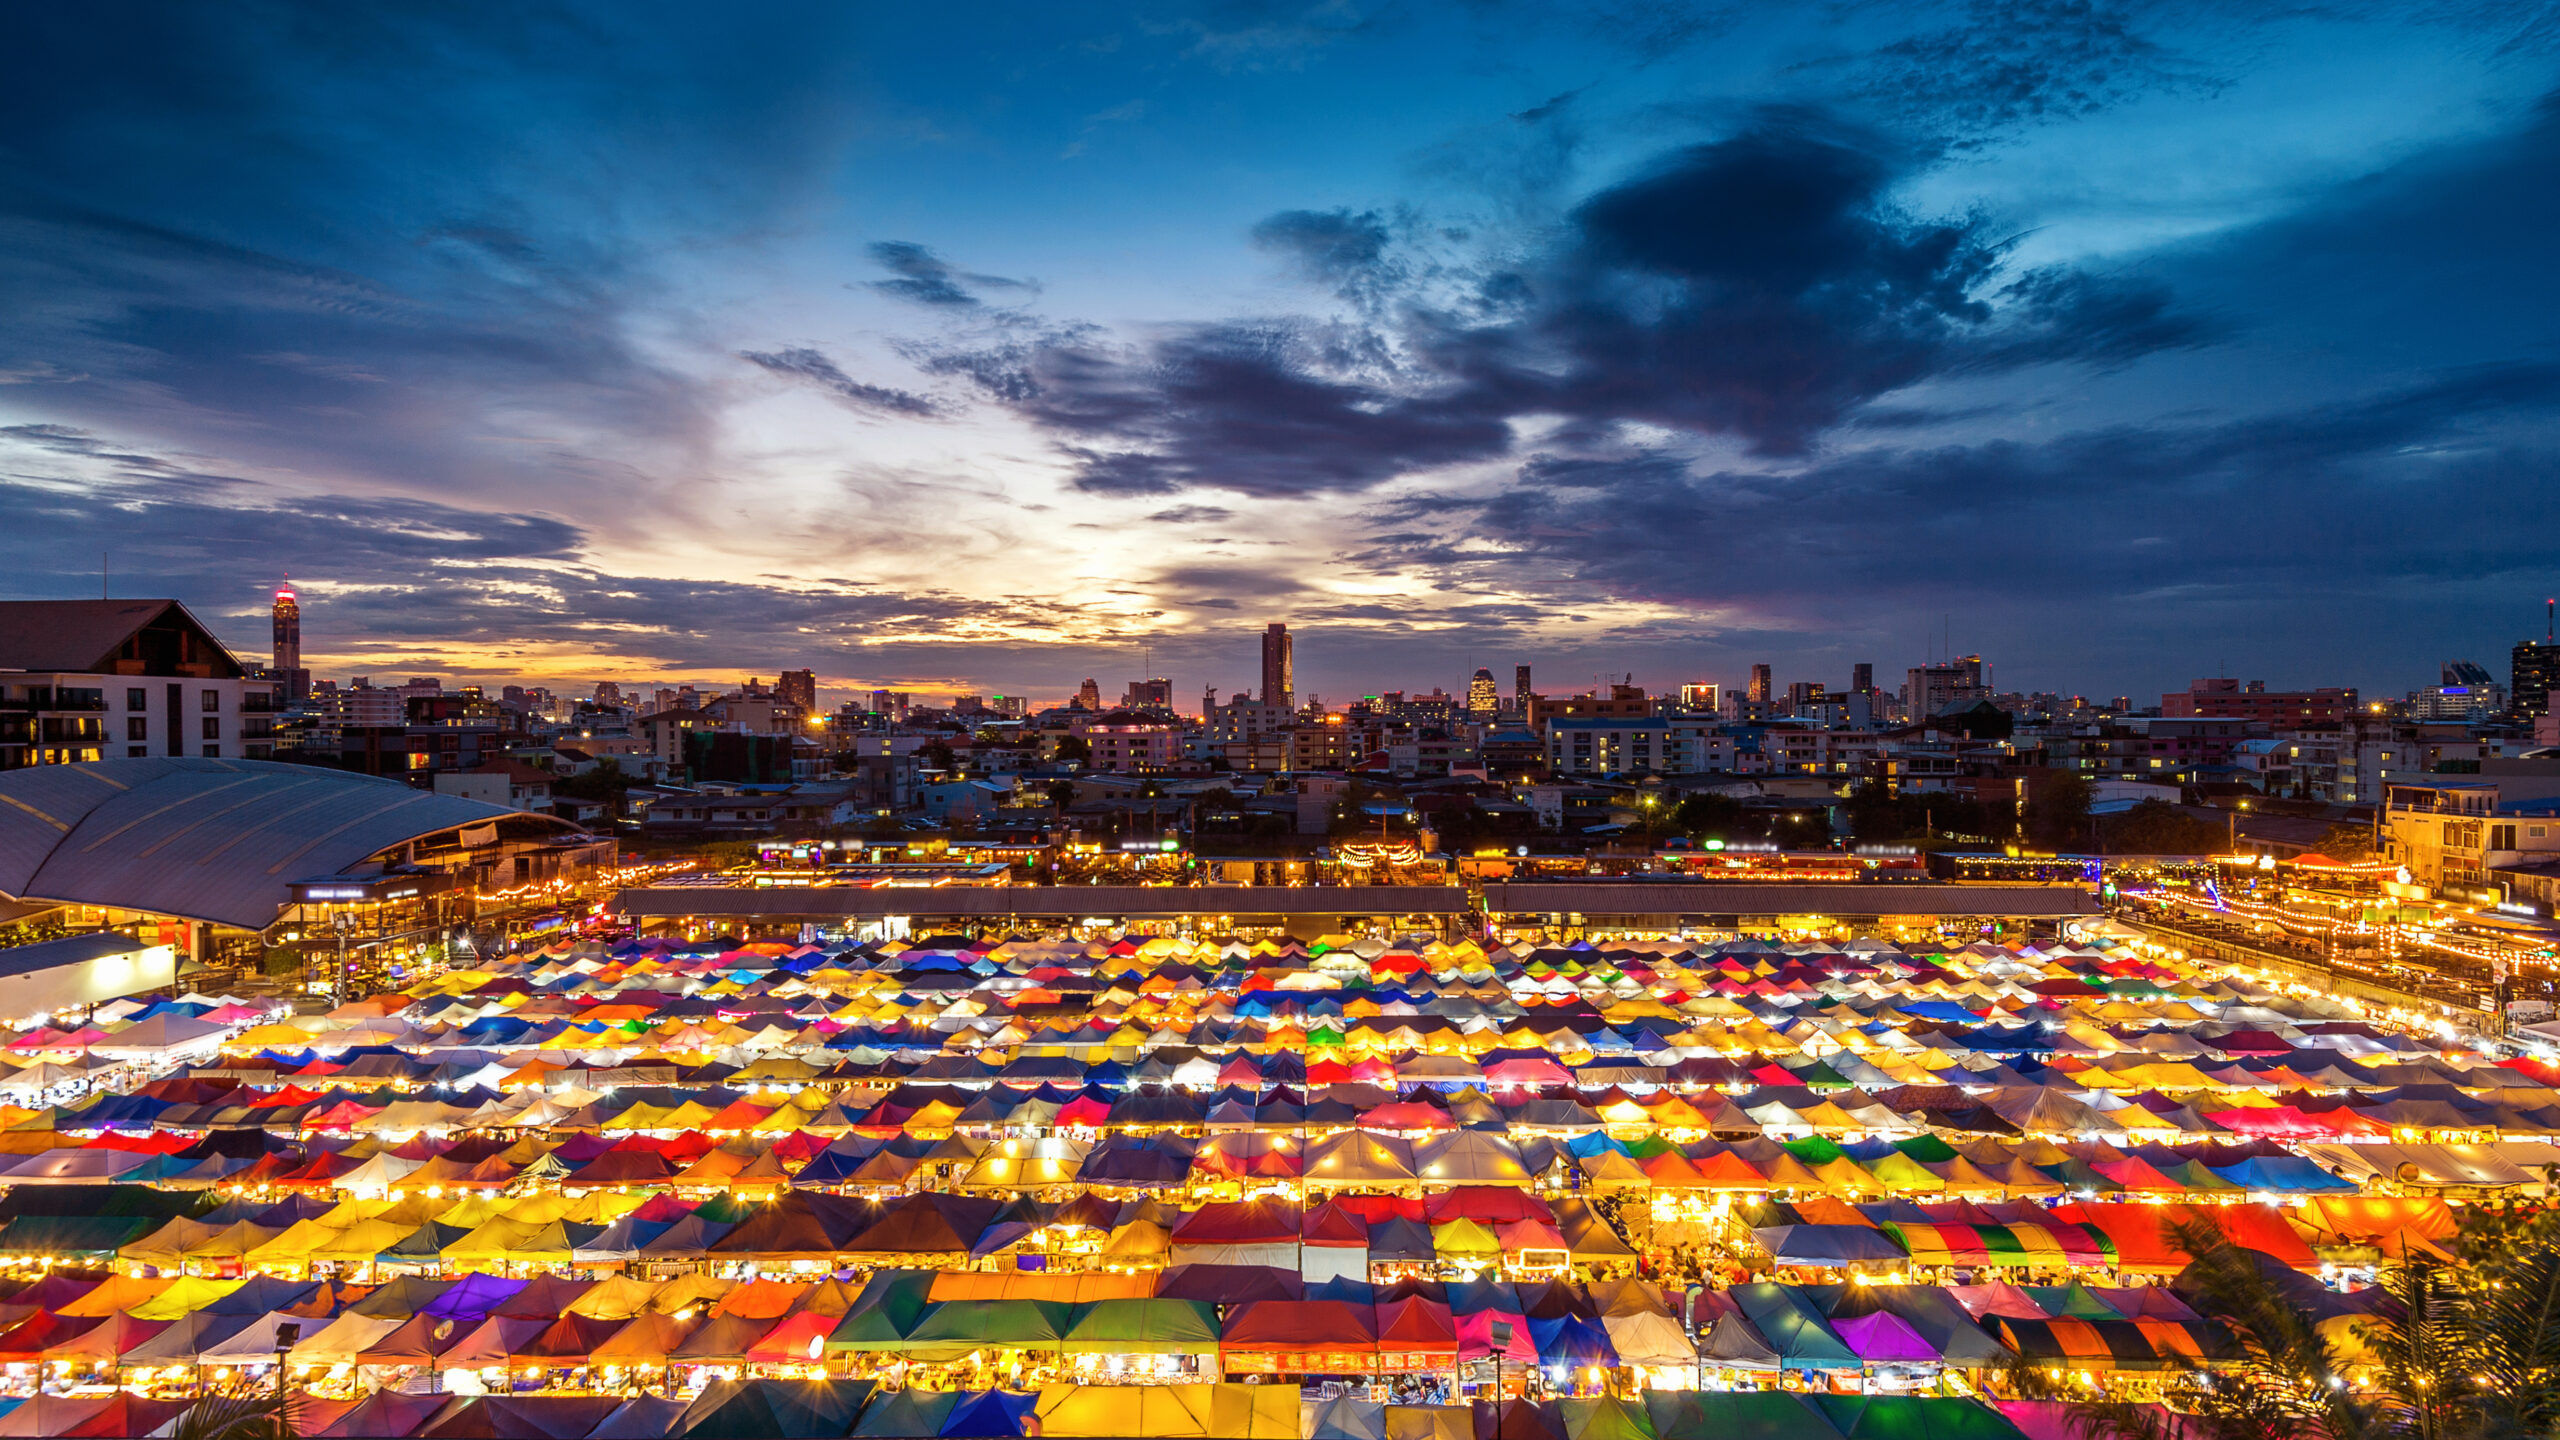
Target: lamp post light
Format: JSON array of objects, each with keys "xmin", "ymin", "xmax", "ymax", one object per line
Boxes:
[{"xmin": 272, "ymin": 1319, "xmax": 300, "ymax": 1399}]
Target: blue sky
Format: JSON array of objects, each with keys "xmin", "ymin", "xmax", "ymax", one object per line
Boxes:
[{"xmin": 2, "ymin": 1, "xmax": 2555, "ymax": 707}]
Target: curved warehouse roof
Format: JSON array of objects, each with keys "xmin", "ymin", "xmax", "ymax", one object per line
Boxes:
[{"xmin": 0, "ymin": 758, "xmax": 579, "ymax": 930}]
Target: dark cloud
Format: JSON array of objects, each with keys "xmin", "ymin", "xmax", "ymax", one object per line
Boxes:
[
  {"xmin": 739, "ymin": 346, "xmax": 941, "ymax": 416},
  {"xmin": 1144, "ymin": 504, "xmax": 1236, "ymax": 523},
  {"xmin": 1250, "ymin": 209, "xmax": 1400, "ymax": 308},
  {"xmin": 1811, "ymin": 0, "xmax": 2223, "ymax": 140},
  {"xmin": 1969, "ymin": 266, "xmax": 2213, "ymax": 368},
  {"xmin": 1015, "ymin": 325, "xmax": 1512, "ymax": 497},
  {"xmin": 925, "ymin": 110, "xmax": 2205, "ymax": 494},
  {"xmin": 864, "ymin": 241, "xmax": 1033, "ymax": 309},
  {"xmin": 1369, "ymin": 363, "xmax": 2560, "ymax": 666}
]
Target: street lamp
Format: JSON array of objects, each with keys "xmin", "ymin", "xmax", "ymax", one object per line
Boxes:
[{"xmin": 272, "ymin": 1320, "xmax": 300, "ymax": 1399}]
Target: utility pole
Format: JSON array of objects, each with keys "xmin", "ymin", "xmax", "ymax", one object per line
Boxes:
[{"xmin": 331, "ymin": 910, "xmax": 354, "ymax": 1004}]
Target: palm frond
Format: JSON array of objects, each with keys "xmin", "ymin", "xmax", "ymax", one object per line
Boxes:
[
  {"xmin": 170, "ymin": 1389, "xmax": 300, "ymax": 1440},
  {"xmin": 2454, "ymin": 1207, "xmax": 2560, "ymax": 1439}
]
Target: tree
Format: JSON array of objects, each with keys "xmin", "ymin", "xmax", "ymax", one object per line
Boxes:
[
  {"xmin": 2025, "ymin": 772, "xmax": 2094, "ymax": 849},
  {"xmin": 1051, "ymin": 735, "xmax": 1091, "ymax": 767},
  {"xmin": 1043, "ymin": 778, "xmax": 1079, "ymax": 810},
  {"xmin": 550, "ymin": 766, "xmax": 633, "ymax": 804},
  {"xmin": 918, "ymin": 740, "xmax": 956, "ymax": 771},
  {"xmin": 1846, "ymin": 780, "xmax": 1909, "ymax": 843},
  {"xmin": 2316, "ymin": 822, "xmax": 2380, "ymax": 864},
  {"xmin": 1672, "ymin": 792, "xmax": 1753, "ymax": 843},
  {"xmin": 2103, "ymin": 800, "xmax": 2227, "ymax": 855}
]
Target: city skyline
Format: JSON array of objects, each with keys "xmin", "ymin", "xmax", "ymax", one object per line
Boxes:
[{"xmin": 3, "ymin": 4, "xmax": 2557, "ymax": 700}]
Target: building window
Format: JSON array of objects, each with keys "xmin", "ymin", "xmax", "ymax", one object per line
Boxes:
[
  {"xmin": 201, "ymin": 744, "xmax": 220, "ymax": 758},
  {"xmin": 201, "ymin": 689, "xmax": 221, "ymax": 712},
  {"xmin": 126, "ymin": 688, "xmax": 147, "ymax": 711},
  {"xmin": 201, "ymin": 717, "xmax": 221, "ymax": 740},
  {"xmin": 127, "ymin": 717, "xmax": 148, "ymax": 742},
  {"xmin": 127, "ymin": 745, "xmax": 148, "ymax": 759}
]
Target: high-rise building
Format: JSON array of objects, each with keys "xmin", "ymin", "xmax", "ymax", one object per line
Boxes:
[
  {"xmin": 1262, "ymin": 623, "xmax": 1294, "ymax": 708},
  {"xmin": 1679, "ymin": 683, "xmax": 1720, "ymax": 713},
  {"xmin": 2515, "ymin": 641, "xmax": 2560, "ymax": 719},
  {"xmin": 593, "ymin": 681, "xmax": 623, "ymax": 707},
  {"xmin": 1076, "ymin": 678, "xmax": 1102, "ymax": 710},
  {"xmin": 1851, "ymin": 662, "xmax": 1873, "ymax": 695},
  {"xmin": 776, "ymin": 669, "xmax": 817, "ymax": 714},
  {"xmin": 270, "ymin": 582, "xmax": 309, "ymax": 703},
  {"xmin": 1787, "ymin": 681, "xmax": 1826, "ymax": 710},
  {"xmin": 1748, "ymin": 664, "xmax": 1772, "ymax": 703},
  {"xmin": 1123, "ymin": 677, "xmax": 1173, "ymax": 709},
  {"xmin": 1513, "ymin": 664, "xmax": 1532, "ymax": 711},
  {"xmin": 1467, "ymin": 667, "xmax": 1499, "ymax": 717},
  {"xmin": 1907, "ymin": 656, "xmax": 1992, "ymax": 718}
]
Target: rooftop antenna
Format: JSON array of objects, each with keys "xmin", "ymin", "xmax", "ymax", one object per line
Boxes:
[{"xmin": 2548, "ymin": 598, "xmax": 2554, "ymax": 643}]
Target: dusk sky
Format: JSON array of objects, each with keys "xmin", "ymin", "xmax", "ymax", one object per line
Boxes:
[{"xmin": 3, "ymin": 2, "xmax": 2556, "ymax": 707}]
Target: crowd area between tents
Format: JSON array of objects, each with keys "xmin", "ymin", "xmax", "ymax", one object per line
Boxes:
[{"xmin": 0, "ymin": 928, "xmax": 2527, "ymax": 1437}]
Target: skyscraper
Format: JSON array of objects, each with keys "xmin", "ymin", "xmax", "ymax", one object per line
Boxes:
[
  {"xmin": 1748, "ymin": 664, "xmax": 1772, "ymax": 703},
  {"xmin": 1076, "ymin": 678, "xmax": 1102, "ymax": 710},
  {"xmin": 1467, "ymin": 668, "xmax": 1499, "ymax": 717},
  {"xmin": 1513, "ymin": 664, "xmax": 1532, "ymax": 711},
  {"xmin": 2516, "ymin": 640, "xmax": 2560, "ymax": 719},
  {"xmin": 1262, "ymin": 623, "xmax": 1294, "ymax": 708},
  {"xmin": 1851, "ymin": 662, "xmax": 1873, "ymax": 695},
  {"xmin": 270, "ymin": 582, "xmax": 309, "ymax": 703}
]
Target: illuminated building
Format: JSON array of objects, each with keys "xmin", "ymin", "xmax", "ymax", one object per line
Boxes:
[
  {"xmin": 1466, "ymin": 668, "xmax": 1499, "ymax": 718},
  {"xmin": 0, "ymin": 599, "xmax": 267, "ymax": 767},
  {"xmin": 269, "ymin": 581, "xmax": 310, "ymax": 703},
  {"xmin": 775, "ymin": 668, "xmax": 817, "ymax": 713},
  {"xmin": 2515, "ymin": 640, "xmax": 2560, "ymax": 720}
]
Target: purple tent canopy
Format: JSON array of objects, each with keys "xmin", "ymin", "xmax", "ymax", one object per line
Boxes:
[
  {"xmin": 421, "ymin": 1272, "xmax": 528, "ymax": 1321},
  {"xmin": 1832, "ymin": 1310, "xmax": 1942, "ymax": 1364}
]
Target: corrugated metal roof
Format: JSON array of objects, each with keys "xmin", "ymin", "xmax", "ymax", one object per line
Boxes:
[
  {"xmin": 1480, "ymin": 882, "xmax": 2097, "ymax": 917},
  {"xmin": 612, "ymin": 885, "xmax": 1472, "ymax": 920},
  {"xmin": 0, "ymin": 930, "xmax": 151, "ymax": 979},
  {"xmin": 0, "ymin": 758, "xmax": 577, "ymax": 930}
]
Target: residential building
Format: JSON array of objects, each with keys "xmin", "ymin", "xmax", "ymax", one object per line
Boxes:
[
  {"xmin": 2375, "ymin": 778, "xmax": 2560, "ymax": 891},
  {"xmin": 1906, "ymin": 657, "xmax": 1992, "ymax": 718},
  {"xmin": 1678, "ymin": 683, "xmax": 1720, "ymax": 714},
  {"xmin": 1085, "ymin": 723, "xmax": 1179, "ymax": 773},
  {"xmin": 1527, "ymin": 685, "xmax": 1653, "ymax": 732},
  {"xmin": 2515, "ymin": 640, "xmax": 2560, "ymax": 720},
  {"xmin": 2161, "ymin": 677, "xmax": 2356, "ymax": 725},
  {"xmin": 1748, "ymin": 664, "xmax": 1772, "ymax": 704},
  {"xmin": 776, "ymin": 669, "xmax": 817, "ymax": 713},
  {"xmin": 1288, "ymin": 717, "xmax": 1366, "ymax": 772},
  {"xmin": 1544, "ymin": 717, "xmax": 1731, "ymax": 776},
  {"xmin": 432, "ymin": 759, "xmax": 555, "ymax": 813},
  {"xmin": 0, "ymin": 599, "xmax": 266, "ymax": 768}
]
